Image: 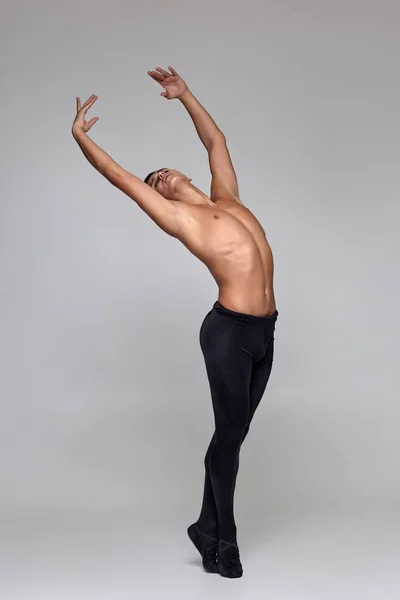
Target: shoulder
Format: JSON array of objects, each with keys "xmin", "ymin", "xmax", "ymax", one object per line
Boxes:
[{"xmin": 211, "ymin": 188, "xmax": 245, "ymax": 207}]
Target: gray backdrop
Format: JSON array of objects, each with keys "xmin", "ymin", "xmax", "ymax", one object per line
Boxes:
[{"xmin": 1, "ymin": 0, "xmax": 399, "ymax": 598}]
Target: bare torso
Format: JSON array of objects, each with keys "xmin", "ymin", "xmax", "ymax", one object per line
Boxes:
[{"xmin": 174, "ymin": 195, "xmax": 276, "ymax": 317}]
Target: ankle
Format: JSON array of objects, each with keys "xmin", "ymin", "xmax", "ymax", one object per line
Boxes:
[{"xmin": 196, "ymin": 518, "xmax": 218, "ymax": 537}]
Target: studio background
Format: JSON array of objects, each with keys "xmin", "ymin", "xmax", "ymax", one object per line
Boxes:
[{"xmin": 1, "ymin": 0, "xmax": 399, "ymax": 598}]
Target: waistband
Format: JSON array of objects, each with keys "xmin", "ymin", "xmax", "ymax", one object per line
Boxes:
[{"xmin": 213, "ymin": 300, "xmax": 278, "ymax": 323}]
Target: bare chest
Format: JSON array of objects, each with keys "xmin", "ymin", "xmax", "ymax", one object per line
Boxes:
[
  {"xmin": 176, "ymin": 201, "xmax": 269, "ymax": 269},
  {"xmin": 178, "ymin": 204, "xmax": 245, "ymax": 252},
  {"xmin": 172, "ymin": 199, "xmax": 276, "ymax": 315}
]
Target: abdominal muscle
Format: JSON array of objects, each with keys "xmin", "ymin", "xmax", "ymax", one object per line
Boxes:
[{"xmin": 212, "ymin": 246, "xmax": 276, "ymax": 317}]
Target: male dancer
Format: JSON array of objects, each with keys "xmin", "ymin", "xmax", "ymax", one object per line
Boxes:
[{"xmin": 72, "ymin": 65, "xmax": 278, "ymax": 579}]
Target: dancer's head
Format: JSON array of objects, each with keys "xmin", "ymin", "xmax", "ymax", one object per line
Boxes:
[{"xmin": 144, "ymin": 168, "xmax": 193, "ymax": 201}]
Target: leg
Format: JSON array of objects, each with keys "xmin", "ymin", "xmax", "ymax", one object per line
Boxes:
[
  {"xmin": 247, "ymin": 337, "xmax": 274, "ymax": 430},
  {"xmin": 197, "ymin": 431, "xmax": 218, "ymax": 536},
  {"xmin": 187, "ymin": 432, "xmax": 220, "ymax": 574},
  {"xmin": 202, "ymin": 328, "xmax": 253, "ymax": 578},
  {"xmin": 198, "ymin": 339, "xmax": 274, "ymax": 534},
  {"xmin": 207, "ymin": 350, "xmax": 252, "ymax": 541},
  {"xmin": 234, "ymin": 337, "xmax": 275, "ymax": 479}
]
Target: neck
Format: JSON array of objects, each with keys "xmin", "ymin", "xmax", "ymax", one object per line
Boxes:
[{"xmin": 174, "ymin": 183, "xmax": 215, "ymax": 205}]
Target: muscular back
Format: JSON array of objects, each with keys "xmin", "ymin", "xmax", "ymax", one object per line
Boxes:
[{"xmin": 174, "ymin": 196, "xmax": 276, "ymax": 316}]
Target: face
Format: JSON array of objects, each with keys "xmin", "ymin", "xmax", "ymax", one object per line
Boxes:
[{"xmin": 148, "ymin": 168, "xmax": 192, "ymax": 200}]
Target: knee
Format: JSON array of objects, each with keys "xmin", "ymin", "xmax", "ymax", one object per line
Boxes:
[
  {"xmin": 217, "ymin": 424, "xmax": 247, "ymax": 450},
  {"xmin": 240, "ymin": 423, "xmax": 250, "ymax": 445},
  {"xmin": 204, "ymin": 446, "xmax": 212, "ymax": 467}
]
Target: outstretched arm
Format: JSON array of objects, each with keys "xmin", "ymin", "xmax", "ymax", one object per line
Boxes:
[
  {"xmin": 71, "ymin": 95, "xmax": 181, "ymax": 237},
  {"xmin": 148, "ymin": 66, "xmax": 240, "ymax": 202},
  {"xmin": 72, "ymin": 95, "xmax": 118, "ymax": 178},
  {"xmin": 148, "ymin": 66, "xmax": 224, "ymax": 151}
]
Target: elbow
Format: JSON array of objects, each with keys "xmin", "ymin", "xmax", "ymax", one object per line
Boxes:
[
  {"xmin": 106, "ymin": 164, "xmax": 123, "ymax": 185},
  {"xmin": 206, "ymin": 131, "xmax": 225, "ymax": 152}
]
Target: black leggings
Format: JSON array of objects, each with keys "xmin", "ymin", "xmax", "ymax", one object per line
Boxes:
[{"xmin": 197, "ymin": 300, "xmax": 278, "ymax": 546}]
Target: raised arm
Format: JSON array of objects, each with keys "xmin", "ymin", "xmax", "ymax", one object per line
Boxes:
[
  {"xmin": 148, "ymin": 66, "xmax": 223, "ymax": 150},
  {"xmin": 71, "ymin": 94, "xmax": 181, "ymax": 237},
  {"xmin": 148, "ymin": 66, "xmax": 241, "ymax": 203}
]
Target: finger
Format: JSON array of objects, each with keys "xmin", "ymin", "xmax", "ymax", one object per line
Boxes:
[
  {"xmin": 87, "ymin": 117, "xmax": 99, "ymax": 129},
  {"xmin": 82, "ymin": 95, "xmax": 98, "ymax": 112},
  {"xmin": 168, "ymin": 65, "xmax": 178, "ymax": 75},
  {"xmin": 148, "ymin": 71, "xmax": 164, "ymax": 83},
  {"xmin": 76, "ymin": 97, "xmax": 81, "ymax": 111},
  {"xmin": 82, "ymin": 94, "xmax": 97, "ymax": 109},
  {"xmin": 156, "ymin": 66, "xmax": 170, "ymax": 77}
]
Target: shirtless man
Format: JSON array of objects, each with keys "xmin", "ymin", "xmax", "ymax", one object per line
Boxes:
[{"xmin": 71, "ymin": 66, "xmax": 279, "ymax": 579}]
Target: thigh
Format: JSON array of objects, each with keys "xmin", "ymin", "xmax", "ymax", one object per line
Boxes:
[
  {"xmin": 201, "ymin": 320, "xmax": 253, "ymax": 439},
  {"xmin": 248, "ymin": 337, "xmax": 274, "ymax": 425}
]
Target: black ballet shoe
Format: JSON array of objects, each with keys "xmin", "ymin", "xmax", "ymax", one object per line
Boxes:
[
  {"xmin": 217, "ymin": 538, "xmax": 243, "ymax": 578},
  {"xmin": 187, "ymin": 522, "xmax": 219, "ymax": 573}
]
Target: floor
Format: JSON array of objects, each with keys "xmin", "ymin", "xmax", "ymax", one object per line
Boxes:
[{"xmin": 1, "ymin": 504, "xmax": 398, "ymax": 599}]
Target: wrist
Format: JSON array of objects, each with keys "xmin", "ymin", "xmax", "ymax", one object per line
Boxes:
[
  {"xmin": 178, "ymin": 87, "xmax": 191, "ymax": 101},
  {"xmin": 72, "ymin": 126, "xmax": 85, "ymax": 140}
]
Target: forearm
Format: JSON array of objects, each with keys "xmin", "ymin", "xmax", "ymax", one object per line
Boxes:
[
  {"xmin": 72, "ymin": 129, "xmax": 119, "ymax": 179},
  {"xmin": 178, "ymin": 89, "xmax": 225, "ymax": 151}
]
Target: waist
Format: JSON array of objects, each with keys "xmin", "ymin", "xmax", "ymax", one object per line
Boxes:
[{"xmin": 213, "ymin": 300, "xmax": 278, "ymax": 322}]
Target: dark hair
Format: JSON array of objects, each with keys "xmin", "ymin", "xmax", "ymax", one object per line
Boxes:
[{"xmin": 144, "ymin": 170, "xmax": 156, "ymax": 185}]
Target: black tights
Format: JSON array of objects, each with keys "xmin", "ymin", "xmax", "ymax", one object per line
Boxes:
[{"xmin": 196, "ymin": 300, "xmax": 278, "ymax": 548}]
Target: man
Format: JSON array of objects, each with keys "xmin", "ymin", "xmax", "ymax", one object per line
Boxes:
[{"xmin": 72, "ymin": 65, "xmax": 278, "ymax": 579}]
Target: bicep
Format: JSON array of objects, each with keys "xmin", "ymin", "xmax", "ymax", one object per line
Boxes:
[
  {"xmin": 109, "ymin": 167, "xmax": 180, "ymax": 237},
  {"xmin": 208, "ymin": 135, "xmax": 240, "ymax": 202}
]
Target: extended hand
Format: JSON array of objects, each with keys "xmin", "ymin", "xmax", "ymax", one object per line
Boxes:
[
  {"xmin": 147, "ymin": 66, "xmax": 188, "ymax": 100},
  {"xmin": 72, "ymin": 94, "xmax": 99, "ymax": 135}
]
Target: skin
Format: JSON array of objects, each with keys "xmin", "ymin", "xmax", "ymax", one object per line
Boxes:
[
  {"xmin": 147, "ymin": 168, "xmax": 276, "ymax": 317},
  {"xmin": 72, "ymin": 92, "xmax": 276, "ymax": 317},
  {"xmin": 147, "ymin": 168, "xmax": 214, "ymax": 205}
]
